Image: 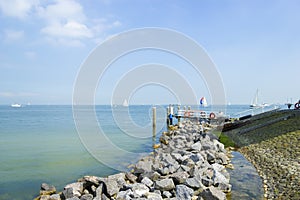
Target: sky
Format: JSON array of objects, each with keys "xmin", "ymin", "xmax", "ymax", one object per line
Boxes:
[{"xmin": 0, "ymin": 0, "xmax": 299, "ymax": 105}]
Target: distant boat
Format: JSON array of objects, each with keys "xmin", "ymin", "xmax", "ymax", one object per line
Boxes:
[
  {"xmin": 250, "ymin": 89, "xmax": 268, "ymax": 108},
  {"xmin": 122, "ymin": 99, "xmax": 129, "ymax": 107},
  {"xmin": 11, "ymin": 103, "xmax": 21, "ymax": 108},
  {"xmin": 200, "ymin": 97, "xmax": 208, "ymax": 107}
]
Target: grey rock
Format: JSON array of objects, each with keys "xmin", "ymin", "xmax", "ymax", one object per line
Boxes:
[
  {"xmin": 213, "ymin": 170, "xmax": 229, "ymax": 185},
  {"xmin": 116, "ymin": 189, "xmax": 133, "ymax": 200},
  {"xmin": 80, "ymin": 194, "xmax": 93, "ymax": 200},
  {"xmin": 95, "ymin": 183, "xmax": 103, "ymax": 197},
  {"xmin": 155, "ymin": 179, "xmax": 175, "ymax": 191},
  {"xmin": 206, "ymin": 151, "xmax": 216, "ymax": 164},
  {"xmin": 100, "ymin": 173, "xmax": 126, "ymax": 196},
  {"xmin": 185, "ymin": 177, "xmax": 201, "ymax": 189},
  {"xmin": 125, "ymin": 172, "xmax": 138, "ymax": 183},
  {"xmin": 135, "ymin": 158, "xmax": 153, "ymax": 174},
  {"xmin": 146, "ymin": 192, "xmax": 163, "ymax": 200},
  {"xmin": 189, "ymin": 153, "xmax": 204, "ymax": 163},
  {"xmin": 64, "ymin": 182, "xmax": 84, "ymax": 197},
  {"xmin": 162, "ymin": 191, "xmax": 172, "ymax": 198},
  {"xmin": 49, "ymin": 194, "xmax": 61, "ymax": 200},
  {"xmin": 201, "ymin": 177, "xmax": 213, "ymax": 187},
  {"xmin": 40, "ymin": 195, "xmax": 50, "ymax": 200},
  {"xmin": 190, "ymin": 142, "xmax": 202, "ymax": 151},
  {"xmin": 199, "ymin": 186, "xmax": 226, "ymax": 200},
  {"xmin": 62, "ymin": 188, "xmax": 76, "ymax": 199},
  {"xmin": 216, "ymin": 182, "xmax": 232, "ymax": 193},
  {"xmin": 78, "ymin": 176, "xmax": 100, "ymax": 186},
  {"xmin": 141, "ymin": 177, "xmax": 153, "ymax": 187},
  {"xmin": 176, "ymin": 184, "xmax": 194, "ymax": 200},
  {"xmin": 66, "ymin": 197, "xmax": 80, "ymax": 200},
  {"xmin": 131, "ymin": 183, "xmax": 150, "ymax": 197},
  {"xmin": 169, "ymin": 171, "xmax": 189, "ymax": 184},
  {"xmin": 40, "ymin": 183, "xmax": 56, "ymax": 195}
]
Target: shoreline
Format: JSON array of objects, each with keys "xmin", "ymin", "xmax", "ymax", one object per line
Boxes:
[
  {"xmin": 35, "ymin": 119, "xmax": 233, "ymax": 200},
  {"xmin": 222, "ymin": 109, "xmax": 300, "ymax": 199},
  {"xmin": 239, "ymin": 131, "xmax": 300, "ymax": 199}
]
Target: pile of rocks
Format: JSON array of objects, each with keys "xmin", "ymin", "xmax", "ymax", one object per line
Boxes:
[{"xmin": 35, "ymin": 120, "xmax": 232, "ymax": 200}]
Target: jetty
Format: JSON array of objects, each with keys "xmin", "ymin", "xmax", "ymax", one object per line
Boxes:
[{"xmin": 35, "ymin": 116, "xmax": 233, "ymax": 200}]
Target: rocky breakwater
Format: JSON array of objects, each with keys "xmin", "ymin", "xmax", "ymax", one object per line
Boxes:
[
  {"xmin": 239, "ymin": 131, "xmax": 300, "ymax": 199},
  {"xmin": 35, "ymin": 120, "xmax": 232, "ymax": 200}
]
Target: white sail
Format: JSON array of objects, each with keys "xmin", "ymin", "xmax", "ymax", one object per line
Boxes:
[
  {"xmin": 200, "ymin": 97, "xmax": 208, "ymax": 107},
  {"xmin": 122, "ymin": 99, "xmax": 128, "ymax": 107}
]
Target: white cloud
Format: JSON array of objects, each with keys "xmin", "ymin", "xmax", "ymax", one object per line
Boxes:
[
  {"xmin": 38, "ymin": 0, "xmax": 94, "ymax": 46},
  {"xmin": 41, "ymin": 21, "xmax": 93, "ymax": 39},
  {"xmin": 0, "ymin": 0, "xmax": 38, "ymax": 19},
  {"xmin": 0, "ymin": 0, "xmax": 122, "ymax": 47},
  {"xmin": 4, "ymin": 29, "xmax": 24, "ymax": 41},
  {"xmin": 37, "ymin": 0, "xmax": 85, "ymax": 23}
]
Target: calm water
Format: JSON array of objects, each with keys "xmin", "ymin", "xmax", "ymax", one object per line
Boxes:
[{"xmin": 0, "ymin": 105, "xmax": 261, "ymax": 199}]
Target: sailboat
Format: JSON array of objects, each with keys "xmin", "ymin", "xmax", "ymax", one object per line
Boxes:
[
  {"xmin": 122, "ymin": 99, "xmax": 129, "ymax": 107},
  {"xmin": 200, "ymin": 97, "xmax": 208, "ymax": 107},
  {"xmin": 250, "ymin": 89, "xmax": 268, "ymax": 108}
]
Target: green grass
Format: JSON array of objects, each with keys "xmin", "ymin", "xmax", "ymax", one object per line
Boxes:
[{"xmin": 219, "ymin": 133, "xmax": 236, "ymax": 148}]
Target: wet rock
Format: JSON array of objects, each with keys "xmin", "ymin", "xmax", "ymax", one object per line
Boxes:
[
  {"xmin": 40, "ymin": 183, "xmax": 56, "ymax": 195},
  {"xmin": 40, "ymin": 195, "xmax": 50, "ymax": 200}
]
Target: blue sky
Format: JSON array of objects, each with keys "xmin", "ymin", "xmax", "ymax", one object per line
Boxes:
[{"xmin": 0, "ymin": 0, "xmax": 299, "ymax": 105}]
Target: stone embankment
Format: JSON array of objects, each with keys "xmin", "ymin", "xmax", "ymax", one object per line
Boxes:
[
  {"xmin": 239, "ymin": 131, "xmax": 300, "ymax": 200},
  {"xmin": 35, "ymin": 120, "xmax": 232, "ymax": 200}
]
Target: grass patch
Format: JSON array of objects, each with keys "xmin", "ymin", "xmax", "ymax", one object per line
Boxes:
[{"xmin": 219, "ymin": 133, "xmax": 236, "ymax": 148}]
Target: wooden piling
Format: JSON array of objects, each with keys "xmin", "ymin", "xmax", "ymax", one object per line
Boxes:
[{"xmin": 152, "ymin": 106, "xmax": 156, "ymax": 136}]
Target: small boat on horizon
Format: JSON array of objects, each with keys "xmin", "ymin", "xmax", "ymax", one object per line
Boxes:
[
  {"xmin": 122, "ymin": 99, "xmax": 129, "ymax": 107},
  {"xmin": 11, "ymin": 103, "xmax": 22, "ymax": 108},
  {"xmin": 250, "ymin": 89, "xmax": 268, "ymax": 108}
]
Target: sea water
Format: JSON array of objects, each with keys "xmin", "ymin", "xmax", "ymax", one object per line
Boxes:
[{"xmin": 0, "ymin": 105, "xmax": 261, "ymax": 199}]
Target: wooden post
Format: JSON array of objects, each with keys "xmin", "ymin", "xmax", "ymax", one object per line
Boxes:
[
  {"xmin": 153, "ymin": 107, "xmax": 156, "ymax": 136},
  {"xmin": 177, "ymin": 105, "xmax": 181, "ymax": 127}
]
